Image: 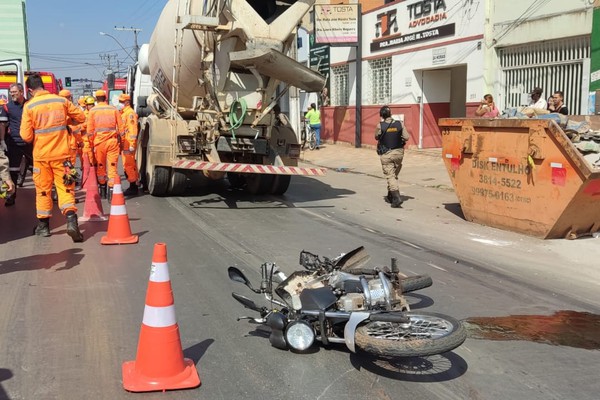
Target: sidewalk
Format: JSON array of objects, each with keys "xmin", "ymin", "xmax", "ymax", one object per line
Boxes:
[{"xmin": 299, "ymin": 142, "xmax": 452, "ymax": 191}]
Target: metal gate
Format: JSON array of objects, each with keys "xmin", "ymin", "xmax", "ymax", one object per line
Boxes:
[{"xmin": 499, "ymin": 36, "xmax": 590, "ymax": 114}]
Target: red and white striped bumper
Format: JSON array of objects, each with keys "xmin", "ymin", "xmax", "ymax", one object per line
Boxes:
[{"xmin": 172, "ymin": 160, "xmax": 326, "ymax": 176}]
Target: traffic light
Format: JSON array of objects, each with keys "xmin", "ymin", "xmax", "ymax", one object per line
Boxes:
[{"xmin": 65, "ymin": 77, "xmax": 71, "ymax": 87}]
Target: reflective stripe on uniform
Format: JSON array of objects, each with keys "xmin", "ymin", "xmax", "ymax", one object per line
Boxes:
[
  {"xmin": 8, "ymin": 167, "xmax": 20, "ymax": 171},
  {"xmin": 32, "ymin": 167, "xmax": 40, "ymax": 173},
  {"xmin": 26, "ymin": 97, "xmax": 65, "ymax": 109},
  {"xmin": 37, "ymin": 209, "xmax": 52, "ymax": 216},
  {"xmin": 95, "ymin": 127, "xmax": 114, "ymax": 132},
  {"xmin": 142, "ymin": 304, "xmax": 177, "ymax": 328},
  {"xmin": 35, "ymin": 125, "xmax": 68, "ymax": 134},
  {"xmin": 60, "ymin": 203, "xmax": 75, "ymax": 211},
  {"xmin": 149, "ymin": 262, "xmax": 170, "ymax": 283}
]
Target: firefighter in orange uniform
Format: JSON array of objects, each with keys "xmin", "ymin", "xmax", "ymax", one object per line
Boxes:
[
  {"xmin": 81, "ymin": 96, "xmax": 96, "ymax": 167},
  {"xmin": 58, "ymin": 89, "xmax": 84, "ymax": 172},
  {"xmin": 117, "ymin": 93, "xmax": 139, "ymax": 196},
  {"xmin": 20, "ymin": 74, "xmax": 86, "ymax": 241},
  {"xmin": 87, "ymin": 90, "xmax": 123, "ymax": 200}
]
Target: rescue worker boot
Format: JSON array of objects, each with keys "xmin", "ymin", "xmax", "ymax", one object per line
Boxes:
[
  {"xmin": 107, "ymin": 187, "xmax": 114, "ymax": 203},
  {"xmin": 123, "ymin": 182, "xmax": 138, "ymax": 197},
  {"xmin": 5, "ymin": 192, "xmax": 16, "ymax": 207},
  {"xmin": 99, "ymin": 183, "xmax": 107, "ymax": 199},
  {"xmin": 390, "ymin": 190, "xmax": 403, "ymax": 208},
  {"xmin": 34, "ymin": 218, "xmax": 51, "ymax": 237},
  {"xmin": 65, "ymin": 211, "xmax": 83, "ymax": 243},
  {"xmin": 384, "ymin": 191, "xmax": 392, "ymax": 204}
]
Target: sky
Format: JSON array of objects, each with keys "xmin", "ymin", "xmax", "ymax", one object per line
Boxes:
[{"xmin": 26, "ymin": 0, "xmax": 166, "ymax": 84}]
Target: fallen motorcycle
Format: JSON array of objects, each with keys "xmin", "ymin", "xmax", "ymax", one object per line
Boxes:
[{"xmin": 229, "ymin": 247, "xmax": 466, "ymax": 357}]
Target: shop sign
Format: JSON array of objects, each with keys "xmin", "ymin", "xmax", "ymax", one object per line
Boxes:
[
  {"xmin": 371, "ymin": 23, "xmax": 455, "ymax": 52},
  {"xmin": 315, "ymin": 4, "xmax": 359, "ymax": 44},
  {"xmin": 433, "ymin": 48, "xmax": 446, "ymax": 65}
]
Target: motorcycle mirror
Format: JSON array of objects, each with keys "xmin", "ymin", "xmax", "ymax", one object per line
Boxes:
[
  {"xmin": 232, "ymin": 292, "xmax": 262, "ymax": 313},
  {"xmin": 228, "ymin": 266, "xmax": 257, "ymax": 292}
]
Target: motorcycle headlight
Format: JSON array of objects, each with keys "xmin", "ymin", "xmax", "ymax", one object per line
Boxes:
[{"xmin": 285, "ymin": 321, "xmax": 315, "ymax": 351}]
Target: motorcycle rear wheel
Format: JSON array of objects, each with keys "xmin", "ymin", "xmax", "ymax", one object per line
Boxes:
[{"xmin": 355, "ymin": 311, "xmax": 466, "ymax": 357}]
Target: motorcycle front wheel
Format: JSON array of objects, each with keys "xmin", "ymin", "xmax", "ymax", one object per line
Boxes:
[{"xmin": 354, "ymin": 311, "xmax": 466, "ymax": 357}]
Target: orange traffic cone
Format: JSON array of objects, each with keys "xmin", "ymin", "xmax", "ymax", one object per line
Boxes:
[
  {"xmin": 81, "ymin": 153, "xmax": 91, "ymax": 188},
  {"xmin": 79, "ymin": 164, "xmax": 108, "ymax": 222},
  {"xmin": 122, "ymin": 243, "xmax": 201, "ymax": 392},
  {"xmin": 100, "ymin": 175, "xmax": 138, "ymax": 244}
]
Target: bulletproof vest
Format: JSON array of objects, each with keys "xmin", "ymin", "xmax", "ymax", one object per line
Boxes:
[{"xmin": 379, "ymin": 120, "xmax": 405, "ymax": 150}]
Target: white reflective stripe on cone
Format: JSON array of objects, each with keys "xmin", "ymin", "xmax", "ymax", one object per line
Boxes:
[
  {"xmin": 142, "ymin": 304, "xmax": 177, "ymax": 328},
  {"xmin": 110, "ymin": 204, "xmax": 127, "ymax": 215},
  {"xmin": 150, "ymin": 262, "xmax": 170, "ymax": 283},
  {"xmin": 113, "ymin": 184, "xmax": 123, "ymax": 194}
]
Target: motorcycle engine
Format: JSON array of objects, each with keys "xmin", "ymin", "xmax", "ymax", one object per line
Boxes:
[{"xmin": 337, "ymin": 293, "xmax": 364, "ymax": 311}]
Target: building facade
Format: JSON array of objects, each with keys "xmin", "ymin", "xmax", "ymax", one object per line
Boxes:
[
  {"xmin": 320, "ymin": 0, "xmax": 595, "ymax": 149},
  {"xmin": 0, "ymin": 0, "xmax": 29, "ymax": 68}
]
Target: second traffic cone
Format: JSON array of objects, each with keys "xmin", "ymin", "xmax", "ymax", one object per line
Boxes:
[
  {"xmin": 122, "ymin": 243, "xmax": 201, "ymax": 392},
  {"xmin": 79, "ymin": 164, "xmax": 108, "ymax": 222},
  {"xmin": 81, "ymin": 152, "xmax": 91, "ymax": 189},
  {"xmin": 101, "ymin": 175, "xmax": 138, "ymax": 244}
]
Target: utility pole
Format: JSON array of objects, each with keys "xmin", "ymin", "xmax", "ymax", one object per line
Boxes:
[
  {"xmin": 99, "ymin": 53, "xmax": 118, "ymax": 71},
  {"xmin": 114, "ymin": 26, "xmax": 142, "ymax": 62}
]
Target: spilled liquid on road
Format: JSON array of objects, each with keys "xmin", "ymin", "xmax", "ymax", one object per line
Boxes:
[{"xmin": 464, "ymin": 310, "xmax": 600, "ymax": 350}]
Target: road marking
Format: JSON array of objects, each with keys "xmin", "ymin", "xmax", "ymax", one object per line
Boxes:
[
  {"xmin": 398, "ymin": 240, "xmax": 422, "ymax": 250},
  {"xmin": 427, "ymin": 263, "xmax": 447, "ymax": 272},
  {"xmin": 470, "ymin": 238, "xmax": 512, "ymax": 246}
]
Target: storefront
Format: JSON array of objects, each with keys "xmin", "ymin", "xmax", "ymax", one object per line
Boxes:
[{"xmin": 324, "ymin": 0, "xmax": 485, "ymax": 148}]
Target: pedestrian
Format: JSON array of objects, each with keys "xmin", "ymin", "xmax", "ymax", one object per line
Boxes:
[
  {"xmin": 375, "ymin": 105, "xmax": 410, "ymax": 208},
  {"xmin": 0, "ymin": 83, "xmax": 33, "ymax": 206},
  {"xmin": 87, "ymin": 90, "xmax": 123, "ymax": 200},
  {"xmin": 528, "ymin": 87, "xmax": 548, "ymax": 110},
  {"xmin": 304, "ymin": 103, "xmax": 321, "ymax": 149},
  {"xmin": 475, "ymin": 94, "xmax": 500, "ymax": 118},
  {"xmin": 548, "ymin": 91, "xmax": 568, "ymax": 115},
  {"xmin": 0, "ymin": 147, "xmax": 15, "ymax": 201},
  {"xmin": 19, "ymin": 73, "xmax": 86, "ymax": 241},
  {"xmin": 117, "ymin": 93, "xmax": 139, "ymax": 196}
]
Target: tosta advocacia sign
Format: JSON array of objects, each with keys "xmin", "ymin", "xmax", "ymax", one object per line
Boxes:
[
  {"xmin": 315, "ymin": 4, "xmax": 359, "ymax": 44},
  {"xmin": 370, "ymin": 0, "xmax": 458, "ymax": 52}
]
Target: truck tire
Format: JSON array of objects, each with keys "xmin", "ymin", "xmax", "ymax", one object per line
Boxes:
[
  {"xmin": 148, "ymin": 166, "xmax": 170, "ymax": 196},
  {"xmin": 246, "ymin": 174, "xmax": 274, "ymax": 195},
  {"xmin": 270, "ymin": 175, "xmax": 291, "ymax": 195},
  {"xmin": 227, "ymin": 172, "xmax": 246, "ymax": 189},
  {"xmin": 168, "ymin": 169, "xmax": 187, "ymax": 196}
]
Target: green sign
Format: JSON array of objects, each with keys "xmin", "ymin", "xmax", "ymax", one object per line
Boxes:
[{"xmin": 590, "ymin": 7, "xmax": 600, "ymax": 91}]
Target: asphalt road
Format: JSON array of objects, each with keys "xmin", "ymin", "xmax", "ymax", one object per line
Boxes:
[{"xmin": 0, "ymin": 168, "xmax": 598, "ymax": 400}]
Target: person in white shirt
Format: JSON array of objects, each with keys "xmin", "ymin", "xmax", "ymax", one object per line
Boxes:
[{"xmin": 528, "ymin": 87, "xmax": 547, "ymax": 110}]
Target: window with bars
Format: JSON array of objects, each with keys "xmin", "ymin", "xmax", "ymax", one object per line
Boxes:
[
  {"xmin": 368, "ymin": 57, "xmax": 392, "ymax": 105},
  {"xmin": 499, "ymin": 36, "xmax": 590, "ymax": 114},
  {"xmin": 332, "ymin": 65, "xmax": 349, "ymax": 106}
]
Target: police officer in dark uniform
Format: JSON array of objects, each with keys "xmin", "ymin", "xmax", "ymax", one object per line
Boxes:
[
  {"xmin": 375, "ymin": 105, "xmax": 410, "ymax": 208},
  {"xmin": 0, "ymin": 83, "xmax": 32, "ymax": 206}
]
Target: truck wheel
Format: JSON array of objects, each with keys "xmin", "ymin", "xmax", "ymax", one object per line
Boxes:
[
  {"xmin": 148, "ymin": 166, "xmax": 170, "ymax": 196},
  {"xmin": 270, "ymin": 175, "xmax": 291, "ymax": 195},
  {"xmin": 228, "ymin": 172, "xmax": 246, "ymax": 189},
  {"xmin": 246, "ymin": 174, "xmax": 274, "ymax": 195},
  {"xmin": 168, "ymin": 169, "xmax": 187, "ymax": 196}
]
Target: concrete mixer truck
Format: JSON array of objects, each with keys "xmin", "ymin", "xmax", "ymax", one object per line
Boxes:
[{"xmin": 135, "ymin": 0, "xmax": 326, "ymax": 196}]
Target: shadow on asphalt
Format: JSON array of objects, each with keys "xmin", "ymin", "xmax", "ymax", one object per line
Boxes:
[
  {"xmin": 403, "ymin": 293, "xmax": 435, "ymax": 310},
  {"xmin": 0, "ymin": 367, "xmax": 13, "ymax": 400},
  {"xmin": 443, "ymin": 202, "xmax": 465, "ymax": 220},
  {"xmin": 349, "ymin": 351, "xmax": 468, "ymax": 382},
  {"xmin": 184, "ymin": 339, "xmax": 215, "ymax": 365},
  {"xmin": 0, "ymin": 248, "xmax": 84, "ymax": 274},
  {"xmin": 183, "ymin": 176, "xmax": 355, "ymax": 209}
]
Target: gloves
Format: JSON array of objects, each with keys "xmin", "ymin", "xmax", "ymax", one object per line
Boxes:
[{"xmin": 0, "ymin": 140, "xmax": 7, "ymax": 152}]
